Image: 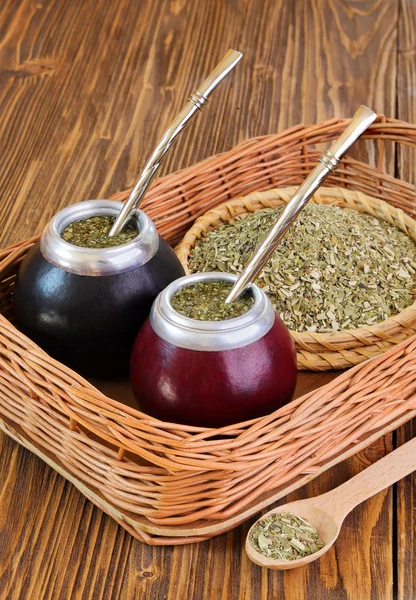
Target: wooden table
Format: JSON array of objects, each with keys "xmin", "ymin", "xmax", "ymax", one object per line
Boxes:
[{"xmin": 0, "ymin": 1, "xmax": 415, "ymax": 598}]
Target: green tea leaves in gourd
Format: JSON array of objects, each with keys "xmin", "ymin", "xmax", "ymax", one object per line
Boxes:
[
  {"xmin": 62, "ymin": 216, "xmax": 137, "ymax": 248},
  {"xmin": 171, "ymin": 281, "xmax": 254, "ymax": 321}
]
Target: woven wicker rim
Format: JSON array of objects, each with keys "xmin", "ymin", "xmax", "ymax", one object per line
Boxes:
[{"xmin": 176, "ymin": 187, "xmax": 416, "ymax": 370}]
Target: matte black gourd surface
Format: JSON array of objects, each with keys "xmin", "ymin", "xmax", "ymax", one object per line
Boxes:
[{"xmin": 13, "ymin": 201, "xmax": 185, "ymax": 378}]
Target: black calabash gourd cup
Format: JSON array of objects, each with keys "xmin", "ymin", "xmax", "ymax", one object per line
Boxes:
[{"xmin": 13, "ymin": 200, "xmax": 185, "ymax": 378}]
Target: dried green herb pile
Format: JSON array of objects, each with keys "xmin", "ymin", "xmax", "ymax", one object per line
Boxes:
[
  {"xmin": 61, "ymin": 215, "xmax": 137, "ymax": 248},
  {"xmin": 170, "ymin": 281, "xmax": 254, "ymax": 321},
  {"xmin": 188, "ymin": 204, "xmax": 416, "ymax": 332},
  {"xmin": 249, "ymin": 512, "xmax": 324, "ymax": 561}
]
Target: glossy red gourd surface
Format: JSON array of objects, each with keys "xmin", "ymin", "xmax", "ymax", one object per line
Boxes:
[{"xmin": 130, "ymin": 316, "xmax": 297, "ymax": 428}]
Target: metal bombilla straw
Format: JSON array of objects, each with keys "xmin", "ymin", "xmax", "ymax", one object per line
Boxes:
[
  {"xmin": 109, "ymin": 49, "xmax": 243, "ymax": 237},
  {"xmin": 225, "ymin": 105, "xmax": 377, "ymax": 304}
]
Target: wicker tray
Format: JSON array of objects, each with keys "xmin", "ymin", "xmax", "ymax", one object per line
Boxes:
[
  {"xmin": 1, "ymin": 116, "xmax": 416, "ymax": 546},
  {"xmin": 176, "ymin": 186, "xmax": 416, "ymax": 371}
]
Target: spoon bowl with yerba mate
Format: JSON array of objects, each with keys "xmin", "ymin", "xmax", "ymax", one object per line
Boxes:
[{"xmin": 246, "ymin": 435, "xmax": 416, "ymax": 569}]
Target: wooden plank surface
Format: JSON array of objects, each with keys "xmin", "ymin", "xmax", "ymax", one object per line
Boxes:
[
  {"xmin": 396, "ymin": 2, "xmax": 416, "ymax": 600},
  {"xmin": 0, "ymin": 0, "xmax": 412, "ymax": 598}
]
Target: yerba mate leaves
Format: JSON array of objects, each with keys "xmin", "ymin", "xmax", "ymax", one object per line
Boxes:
[
  {"xmin": 188, "ymin": 205, "xmax": 416, "ymax": 332},
  {"xmin": 170, "ymin": 281, "xmax": 254, "ymax": 321},
  {"xmin": 61, "ymin": 216, "xmax": 137, "ymax": 248},
  {"xmin": 249, "ymin": 512, "xmax": 324, "ymax": 561}
]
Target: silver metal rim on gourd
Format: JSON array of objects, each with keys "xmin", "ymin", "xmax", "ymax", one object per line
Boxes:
[
  {"xmin": 150, "ymin": 272, "xmax": 275, "ymax": 351},
  {"xmin": 40, "ymin": 200, "xmax": 159, "ymax": 276}
]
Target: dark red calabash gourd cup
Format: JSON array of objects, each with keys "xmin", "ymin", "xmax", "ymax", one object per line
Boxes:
[{"xmin": 130, "ymin": 273, "xmax": 298, "ymax": 428}]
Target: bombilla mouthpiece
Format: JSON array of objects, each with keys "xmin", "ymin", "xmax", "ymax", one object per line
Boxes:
[
  {"xmin": 109, "ymin": 49, "xmax": 243, "ymax": 237},
  {"xmin": 225, "ymin": 105, "xmax": 377, "ymax": 304}
]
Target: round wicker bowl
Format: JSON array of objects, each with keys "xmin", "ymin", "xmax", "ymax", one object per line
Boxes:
[{"xmin": 175, "ymin": 187, "xmax": 416, "ymax": 371}]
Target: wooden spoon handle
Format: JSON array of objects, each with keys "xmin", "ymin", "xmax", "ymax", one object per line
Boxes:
[{"xmin": 319, "ymin": 436, "xmax": 416, "ymax": 521}]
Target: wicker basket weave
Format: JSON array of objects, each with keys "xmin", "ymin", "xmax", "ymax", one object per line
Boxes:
[
  {"xmin": 1, "ymin": 116, "xmax": 416, "ymax": 546},
  {"xmin": 176, "ymin": 187, "xmax": 416, "ymax": 371}
]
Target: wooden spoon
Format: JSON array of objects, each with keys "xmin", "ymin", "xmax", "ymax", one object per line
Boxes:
[{"xmin": 246, "ymin": 436, "xmax": 416, "ymax": 569}]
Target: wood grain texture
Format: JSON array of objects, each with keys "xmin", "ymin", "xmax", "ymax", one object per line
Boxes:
[
  {"xmin": 396, "ymin": 2, "xmax": 416, "ymax": 600},
  {"xmin": 0, "ymin": 0, "xmax": 409, "ymax": 598}
]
